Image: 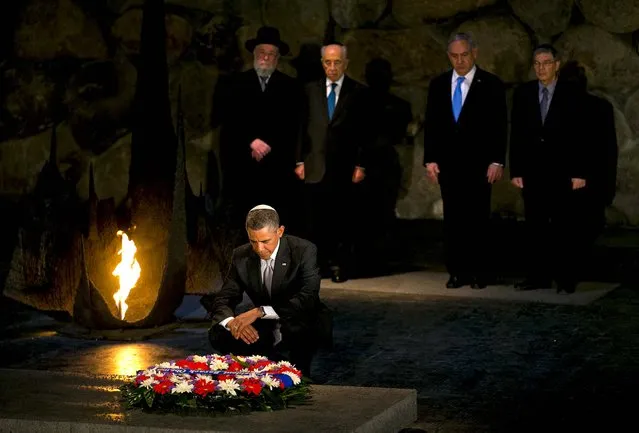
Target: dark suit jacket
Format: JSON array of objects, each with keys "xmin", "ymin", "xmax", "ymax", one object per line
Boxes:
[
  {"xmin": 209, "ymin": 235, "xmax": 330, "ymax": 344},
  {"xmin": 509, "ymin": 79, "xmax": 587, "ymax": 181},
  {"xmin": 212, "ymin": 69, "xmax": 302, "ymax": 187},
  {"xmin": 423, "ymin": 67, "xmax": 507, "ymax": 174},
  {"xmin": 297, "ymin": 75, "xmax": 371, "ymax": 184}
]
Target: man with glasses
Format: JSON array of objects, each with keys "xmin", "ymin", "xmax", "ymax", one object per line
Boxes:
[
  {"xmin": 509, "ymin": 44, "xmax": 588, "ymax": 293},
  {"xmin": 212, "ymin": 26, "xmax": 302, "ymax": 234}
]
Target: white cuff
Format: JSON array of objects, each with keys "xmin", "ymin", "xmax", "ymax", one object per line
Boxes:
[
  {"xmin": 220, "ymin": 317, "xmax": 234, "ymax": 330},
  {"xmin": 261, "ymin": 306, "xmax": 279, "ymax": 320}
]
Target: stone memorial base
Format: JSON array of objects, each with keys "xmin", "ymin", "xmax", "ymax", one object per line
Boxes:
[{"xmin": 0, "ymin": 369, "xmax": 417, "ymax": 433}]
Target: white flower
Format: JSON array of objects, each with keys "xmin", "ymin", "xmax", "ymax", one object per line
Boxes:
[
  {"xmin": 171, "ymin": 381, "xmax": 194, "ymax": 394},
  {"xmin": 246, "ymin": 355, "xmax": 268, "ymax": 362},
  {"xmin": 260, "ymin": 375, "xmax": 281, "ymax": 390},
  {"xmin": 277, "ymin": 361, "xmax": 293, "ymax": 368},
  {"xmin": 282, "ymin": 371, "xmax": 301, "ymax": 385},
  {"xmin": 235, "ymin": 356, "xmax": 247, "ymax": 363},
  {"xmin": 158, "ymin": 362, "xmax": 174, "ymax": 369},
  {"xmin": 192, "ymin": 355, "xmax": 208, "ymax": 363},
  {"xmin": 210, "ymin": 359, "xmax": 229, "ymax": 371},
  {"xmin": 218, "ymin": 379, "xmax": 241, "ymax": 396},
  {"xmin": 195, "ymin": 374, "xmax": 214, "ymax": 383},
  {"xmin": 169, "ymin": 375, "xmax": 185, "ymax": 383},
  {"xmin": 140, "ymin": 377, "xmax": 157, "ymax": 389}
]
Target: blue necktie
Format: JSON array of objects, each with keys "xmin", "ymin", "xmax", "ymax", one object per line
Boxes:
[
  {"xmin": 327, "ymin": 82, "xmax": 337, "ymax": 120},
  {"xmin": 452, "ymin": 76, "xmax": 465, "ymax": 122},
  {"xmin": 540, "ymin": 87, "xmax": 549, "ymax": 123}
]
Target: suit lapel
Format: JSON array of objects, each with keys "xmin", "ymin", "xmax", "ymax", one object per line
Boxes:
[
  {"xmin": 247, "ymin": 253, "xmax": 266, "ymax": 299},
  {"xmin": 441, "ymin": 70, "xmax": 454, "ymax": 122},
  {"xmin": 246, "ymin": 69, "xmax": 263, "ymax": 94},
  {"xmin": 456, "ymin": 68, "xmax": 484, "ymax": 123},
  {"xmin": 461, "ymin": 68, "xmax": 481, "ymax": 114},
  {"xmin": 270, "ymin": 237, "xmax": 290, "ymax": 296},
  {"xmin": 330, "ymin": 76, "xmax": 353, "ymax": 124},
  {"xmin": 316, "ymin": 79, "xmax": 330, "ymax": 126},
  {"xmin": 543, "ymin": 81, "xmax": 561, "ymax": 126}
]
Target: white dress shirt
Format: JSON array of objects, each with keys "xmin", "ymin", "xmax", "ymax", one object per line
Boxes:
[
  {"xmin": 326, "ymin": 75, "xmax": 346, "ymax": 104},
  {"xmin": 451, "ymin": 65, "xmax": 477, "ymax": 107},
  {"xmin": 220, "ymin": 241, "xmax": 281, "ymax": 331}
]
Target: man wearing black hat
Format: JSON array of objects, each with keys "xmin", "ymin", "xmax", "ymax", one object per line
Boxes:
[{"xmin": 212, "ymin": 27, "xmax": 302, "ymax": 234}]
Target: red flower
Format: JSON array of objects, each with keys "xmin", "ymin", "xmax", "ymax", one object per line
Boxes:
[
  {"xmin": 217, "ymin": 374, "xmax": 232, "ymax": 381},
  {"xmin": 175, "ymin": 360, "xmax": 191, "ymax": 368},
  {"xmin": 227, "ymin": 362, "xmax": 243, "ymax": 372},
  {"xmin": 278, "ymin": 366, "xmax": 302, "ymax": 376},
  {"xmin": 135, "ymin": 374, "xmax": 149, "ymax": 385},
  {"xmin": 241, "ymin": 378, "xmax": 263, "ymax": 396},
  {"xmin": 193, "ymin": 379, "xmax": 216, "ymax": 397},
  {"xmin": 250, "ymin": 360, "xmax": 272, "ymax": 371},
  {"xmin": 152, "ymin": 380, "xmax": 173, "ymax": 395}
]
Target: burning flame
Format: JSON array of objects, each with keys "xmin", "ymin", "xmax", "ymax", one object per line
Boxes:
[{"xmin": 112, "ymin": 230, "xmax": 141, "ymax": 320}]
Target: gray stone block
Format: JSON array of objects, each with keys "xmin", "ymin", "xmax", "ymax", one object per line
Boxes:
[{"xmin": 0, "ymin": 369, "xmax": 417, "ymax": 433}]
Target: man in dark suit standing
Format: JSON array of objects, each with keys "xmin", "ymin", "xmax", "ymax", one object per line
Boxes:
[
  {"xmin": 207, "ymin": 205, "xmax": 331, "ymax": 378},
  {"xmin": 423, "ymin": 32, "xmax": 508, "ymax": 289},
  {"xmin": 212, "ymin": 27, "xmax": 301, "ymax": 232},
  {"xmin": 509, "ymin": 45, "xmax": 589, "ymax": 293},
  {"xmin": 295, "ymin": 43, "xmax": 370, "ymax": 283}
]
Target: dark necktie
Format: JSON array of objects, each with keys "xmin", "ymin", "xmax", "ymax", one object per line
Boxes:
[
  {"xmin": 260, "ymin": 76, "xmax": 268, "ymax": 92},
  {"xmin": 327, "ymin": 82, "xmax": 337, "ymax": 120},
  {"xmin": 540, "ymin": 87, "xmax": 549, "ymax": 123}
]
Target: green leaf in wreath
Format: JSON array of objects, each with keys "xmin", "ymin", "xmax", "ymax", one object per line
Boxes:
[
  {"xmin": 230, "ymin": 354, "xmax": 250, "ymax": 368},
  {"xmin": 144, "ymin": 389, "xmax": 155, "ymax": 408}
]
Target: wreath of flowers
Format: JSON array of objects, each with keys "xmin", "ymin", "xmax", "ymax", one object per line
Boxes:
[{"xmin": 120, "ymin": 354, "xmax": 311, "ymax": 414}]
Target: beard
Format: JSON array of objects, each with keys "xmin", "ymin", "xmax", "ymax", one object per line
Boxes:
[{"xmin": 254, "ymin": 59, "xmax": 276, "ymax": 77}]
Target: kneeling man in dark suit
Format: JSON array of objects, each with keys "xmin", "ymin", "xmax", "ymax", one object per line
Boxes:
[{"xmin": 207, "ymin": 204, "xmax": 331, "ymax": 377}]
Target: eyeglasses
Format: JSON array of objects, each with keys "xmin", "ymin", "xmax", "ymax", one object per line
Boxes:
[
  {"xmin": 534, "ymin": 60, "xmax": 556, "ymax": 68},
  {"xmin": 256, "ymin": 50, "xmax": 278, "ymax": 59}
]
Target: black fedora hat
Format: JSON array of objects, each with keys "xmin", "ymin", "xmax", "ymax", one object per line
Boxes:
[{"xmin": 245, "ymin": 26, "xmax": 290, "ymax": 56}]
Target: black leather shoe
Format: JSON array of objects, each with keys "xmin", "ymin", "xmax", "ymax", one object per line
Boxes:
[
  {"xmin": 515, "ymin": 279, "xmax": 552, "ymax": 291},
  {"xmin": 446, "ymin": 275, "xmax": 468, "ymax": 289},
  {"xmin": 331, "ymin": 267, "xmax": 348, "ymax": 283},
  {"xmin": 557, "ymin": 282, "xmax": 576, "ymax": 294},
  {"xmin": 471, "ymin": 277, "xmax": 487, "ymax": 289}
]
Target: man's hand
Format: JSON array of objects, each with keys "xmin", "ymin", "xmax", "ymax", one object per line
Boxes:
[
  {"xmin": 487, "ymin": 164, "xmax": 504, "ymax": 184},
  {"xmin": 352, "ymin": 166, "xmax": 365, "ymax": 183},
  {"xmin": 250, "ymin": 139, "xmax": 271, "ymax": 161},
  {"xmin": 228, "ymin": 308, "xmax": 262, "ymax": 340},
  {"xmin": 294, "ymin": 163, "xmax": 305, "ymax": 180},
  {"xmin": 572, "ymin": 178, "xmax": 586, "ymax": 190},
  {"xmin": 425, "ymin": 162, "xmax": 440, "ymax": 183},
  {"xmin": 511, "ymin": 177, "xmax": 524, "ymax": 188},
  {"xmin": 235, "ymin": 324, "xmax": 260, "ymax": 344}
]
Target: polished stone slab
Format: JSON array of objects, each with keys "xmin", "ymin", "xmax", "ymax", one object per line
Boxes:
[
  {"xmin": 320, "ymin": 271, "xmax": 618, "ymax": 306},
  {"xmin": 0, "ymin": 369, "xmax": 417, "ymax": 433}
]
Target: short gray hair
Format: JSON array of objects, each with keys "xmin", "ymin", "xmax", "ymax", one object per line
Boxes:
[
  {"xmin": 447, "ymin": 32, "xmax": 477, "ymax": 50},
  {"xmin": 246, "ymin": 208, "xmax": 280, "ymax": 232},
  {"xmin": 533, "ymin": 44, "xmax": 558, "ymax": 60},
  {"xmin": 321, "ymin": 44, "xmax": 348, "ymax": 59}
]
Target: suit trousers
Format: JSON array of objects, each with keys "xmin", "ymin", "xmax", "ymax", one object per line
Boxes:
[
  {"xmin": 522, "ymin": 177, "xmax": 589, "ymax": 285},
  {"xmin": 208, "ymin": 319, "xmax": 315, "ymax": 378},
  {"xmin": 303, "ymin": 178, "xmax": 359, "ymax": 270},
  {"xmin": 439, "ymin": 169, "xmax": 492, "ymax": 278}
]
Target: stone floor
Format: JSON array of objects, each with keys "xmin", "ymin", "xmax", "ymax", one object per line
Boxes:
[{"xmin": 1, "ymin": 220, "xmax": 639, "ymax": 432}]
